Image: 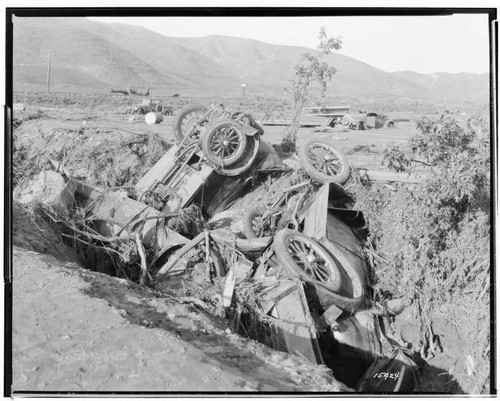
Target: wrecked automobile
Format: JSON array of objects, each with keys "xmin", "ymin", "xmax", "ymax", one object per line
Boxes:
[{"xmin": 68, "ymin": 103, "xmax": 416, "ymax": 392}]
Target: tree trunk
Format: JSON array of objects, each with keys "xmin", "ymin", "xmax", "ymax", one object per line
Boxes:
[{"xmin": 282, "ymin": 96, "xmax": 306, "ymax": 151}]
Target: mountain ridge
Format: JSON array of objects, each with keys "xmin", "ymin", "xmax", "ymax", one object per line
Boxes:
[{"xmin": 12, "ymin": 17, "xmax": 489, "ymax": 102}]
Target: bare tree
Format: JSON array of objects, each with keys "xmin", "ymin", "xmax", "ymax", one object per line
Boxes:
[{"xmin": 282, "ymin": 27, "xmax": 342, "ymax": 150}]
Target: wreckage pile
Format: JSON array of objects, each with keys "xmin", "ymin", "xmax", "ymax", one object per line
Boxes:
[{"xmin": 13, "ymin": 103, "xmax": 429, "ymax": 393}]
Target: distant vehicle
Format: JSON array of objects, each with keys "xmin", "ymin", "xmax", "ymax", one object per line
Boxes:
[
  {"xmin": 302, "ymin": 105, "xmax": 351, "ymax": 127},
  {"xmin": 128, "ymin": 99, "xmax": 174, "ymax": 116},
  {"xmin": 343, "ymin": 111, "xmax": 395, "ymax": 130}
]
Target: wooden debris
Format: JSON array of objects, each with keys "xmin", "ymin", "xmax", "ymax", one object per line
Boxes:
[
  {"xmin": 264, "ymin": 281, "xmax": 324, "ymax": 365},
  {"xmin": 135, "ymin": 233, "xmax": 150, "ymax": 285},
  {"xmin": 222, "ymin": 270, "xmax": 236, "ymax": 308}
]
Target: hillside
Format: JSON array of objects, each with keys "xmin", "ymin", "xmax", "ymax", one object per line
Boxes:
[
  {"xmin": 12, "ymin": 17, "xmax": 235, "ymax": 94},
  {"xmin": 391, "ymin": 70, "xmax": 489, "ymax": 102},
  {"xmin": 12, "ymin": 16, "xmax": 489, "ymax": 101},
  {"xmin": 166, "ymin": 35, "xmax": 428, "ymax": 98}
]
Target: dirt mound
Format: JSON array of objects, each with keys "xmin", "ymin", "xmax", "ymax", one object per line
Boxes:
[
  {"xmin": 11, "ymin": 243, "xmax": 350, "ymax": 392},
  {"xmin": 12, "ymin": 202, "xmax": 80, "ymax": 263},
  {"xmin": 13, "ymin": 117, "xmax": 173, "ymax": 188}
]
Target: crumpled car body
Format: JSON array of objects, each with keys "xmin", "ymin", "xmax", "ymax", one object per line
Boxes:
[
  {"xmin": 296, "ymin": 184, "xmax": 380, "ymax": 386},
  {"xmin": 73, "ymin": 137, "xmax": 288, "ymax": 256},
  {"xmin": 134, "ymin": 138, "xmax": 288, "ymax": 217},
  {"xmin": 300, "ymin": 183, "xmax": 367, "ymax": 311},
  {"xmin": 245, "ymin": 181, "xmax": 381, "ymax": 387}
]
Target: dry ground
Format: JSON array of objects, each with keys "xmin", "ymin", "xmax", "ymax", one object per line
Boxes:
[{"xmin": 11, "ymin": 246, "xmax": 348, "ymax": 392}]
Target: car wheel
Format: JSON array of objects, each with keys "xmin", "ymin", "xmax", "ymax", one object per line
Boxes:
[
  {"xmin": 136, "ymin": 108, "xmax": 145, "ymax": 115},
  {"xmin": 273, "ymin": 229, "xmax": 342, "ymax": 293},
  {"xmin": 157, "ymin": 233, "xmax": 226, "ymax": 279},
  {"xmin": 298, "ymin": 138, "xmax": 350, "ymax": 184},
  {"xmin": 155, "ymin": 105, "xmax": 165, "ymax": 114},
  {"xmin": 201, "ymin": 119, "xmax": 247, "ymax": 167},
  {"xmin": 172, "ymin": 104, "xmax": 209, "ymax": 144},
  {"xmin": 243, "ymin": 207, "xmax": 276, "ymax": 239},
  {"xmin": 341, "ymin": 114, "xmax": 353, "ymax": 128},
  {"xmin": 386, "ymin": 121, "xmax": 395, "ymax": 129}
]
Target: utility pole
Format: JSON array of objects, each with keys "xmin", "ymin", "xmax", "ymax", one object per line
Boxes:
[
  {"xmin": 46, "ymin": 49, "xmax": 52, "ymax": 93},
  {"xmin": 241, "ymin": 73, "xmax": 248, "ymax": 97}
]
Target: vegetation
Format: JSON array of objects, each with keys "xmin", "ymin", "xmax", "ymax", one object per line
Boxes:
[
  {"xmin": 282, "ymin": 27, "xmax": 342, "ymax": 150},
  {"xmin": 13, "ymin": 124, "xmax": 171, "ymax": 191},
  {"xmin": 351, "ymin": 113, "xmax": 491, "ymax": 393}
]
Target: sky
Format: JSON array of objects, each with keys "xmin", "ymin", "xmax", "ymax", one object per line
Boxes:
[{"xmin": 88, "ymin": 13, "xmax": 491, "ymax": 74}]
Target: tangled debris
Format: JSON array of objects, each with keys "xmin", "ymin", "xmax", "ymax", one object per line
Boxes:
[{"xmin": 13, "ymin": 103, "xmax": 423, "ymax": 392}]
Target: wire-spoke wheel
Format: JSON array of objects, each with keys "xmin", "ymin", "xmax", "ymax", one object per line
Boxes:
[
  {"xmin": 273, "ymin": 229, "xmax": 342, "ymax": 292},
  {"xmin": 242, "ymin": 207, "xmax": 277, "ymax": 239},
  {"xmin": 202, "ymin": 119, "xmax": 247, "ymax": 167},
  {"xmin": 298, "ymin": 138, "xmax": 350, "ymax": 184},
  {"xmin": 172, "ymin": 104, "xmax": 209, "ymax": 144}
]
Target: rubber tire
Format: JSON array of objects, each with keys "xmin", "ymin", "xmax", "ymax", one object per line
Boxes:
[
  {"xmin": 164, "ymin": 110, "xmax": 173, "ymax": 116},
  {"xmin": 386, "ymin": 121, "xmax": 395, "ymax": 129},
  {"xmin": 298, "ymin": 138, "xmax": 350, "ymax": 184},
  {"xmin": 172, "ymin": 104, "xmax": 209, "ymax": 144},
  {"xmin": 273, "ymin": 229, "xmax": 342, "ymax": 293},
  {"xmin": 155, "ymin": 105, "xmax": 165, "ymax": 114},
  {"xmin": 242, "ymin": 206, "xmax": 275, "ymax": 239},
  {"xmin": 202, "ymin": 119, "xmax": 247, "ymax": 167},
  {"xmin": 136, "ymin": 108, "xmax": 145, "ymax": 115}
]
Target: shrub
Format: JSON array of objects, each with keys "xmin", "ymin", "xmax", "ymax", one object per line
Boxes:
[{"xmin": 351, "ymin": 113, "xmax": 491, "ymax": 393}]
